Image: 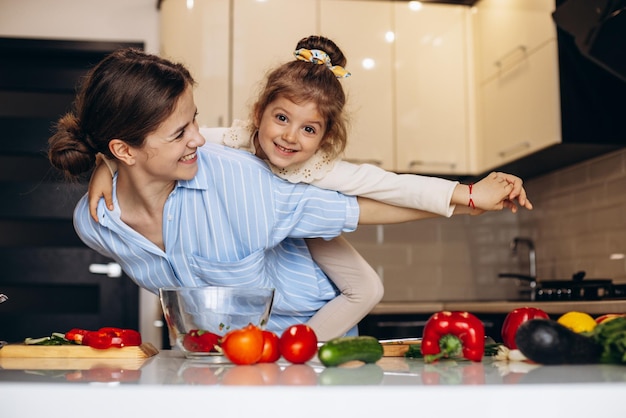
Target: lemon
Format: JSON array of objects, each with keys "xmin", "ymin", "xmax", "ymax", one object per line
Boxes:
[{"xmin": 557, "ymin": 311, "xmax": 597, "ymax": 333}]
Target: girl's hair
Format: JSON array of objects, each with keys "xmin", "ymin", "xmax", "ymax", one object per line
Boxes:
[
  {"xmin": 48, "ymin": 48, "xmax": 195, "ymax": 179},
  {"xmin": 251, "ymin": 35, "xmax": 349, "ymax": 160}
]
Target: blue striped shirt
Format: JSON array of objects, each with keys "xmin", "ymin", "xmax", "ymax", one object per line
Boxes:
[{"xmin": 73, "ymin": 143, "xmax": 359, "ymax": 333}]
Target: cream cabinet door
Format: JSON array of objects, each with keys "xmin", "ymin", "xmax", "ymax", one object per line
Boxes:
[
  {"xmin": 473, "ymin": 0, "xmax": 557, "ymax": 84},
  {"xmin": 320, "ymin": 0, "xmax": 395, "ymax": 171},
  {"xmin": 473, "ymin": 0, "xmax": 560, "ymax": 171},
  {"xmin": 231, "ymin": 0, "xmax": 318, "ymax": 121},
  {"xmin": 160, "ymin": 0, "xmax": 230, "ymax": 128},
  {"xmin": 394, "ymin": 3, "xmax": 473, "ymax": 175},
  {"xmin": 479, "ymin": 39, "xmax": 561, "ymax": 170}
]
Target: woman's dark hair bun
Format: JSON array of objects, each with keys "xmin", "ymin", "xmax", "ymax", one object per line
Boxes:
[{"xmin": 48, "ymin": 113, "xmax": 96, "ymax": 178}]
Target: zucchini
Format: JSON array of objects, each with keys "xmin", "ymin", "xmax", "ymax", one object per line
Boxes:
[
  {"xmin": 317, "ymin": 336, "xmax": 383, "ymax": 367},
  {"xmin": 515, "ymin": 318, "xmax": 602, "ymax": 364}
]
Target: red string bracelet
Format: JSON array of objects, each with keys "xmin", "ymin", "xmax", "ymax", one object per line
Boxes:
[{"xmin": 468, "ymin": 183, "xmax": 475, "ymax": 209}]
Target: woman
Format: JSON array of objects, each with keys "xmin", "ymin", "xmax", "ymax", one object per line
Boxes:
[{"xmin": 48, "ymin": 48, "xmax": 519, "ymax": 336}]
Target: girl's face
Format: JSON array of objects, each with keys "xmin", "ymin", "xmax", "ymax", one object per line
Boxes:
[
  {"xmin": 137, "ymin": 86, "xmax": 205, "ymax": 181},
  {"xmin": 256, "ymin": 96, "xmax": 326, "ymax": 170}
]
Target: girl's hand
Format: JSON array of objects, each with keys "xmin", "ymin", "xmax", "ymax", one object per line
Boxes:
[
  {"xmin": 495, "ymin": 172, "xmax": 533, "ymax": 211},
  {"xmin": 468, "ymin": 172, "xmax": 533, "ymax": 213},
  {"xmin": 88, "ymin": 155, "xmax": 116, "ymax": 222}
]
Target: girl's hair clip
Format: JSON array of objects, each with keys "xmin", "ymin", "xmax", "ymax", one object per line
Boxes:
[{"xmin": 294, "ymin": 48, "xmax": 351, "ymax": 78}]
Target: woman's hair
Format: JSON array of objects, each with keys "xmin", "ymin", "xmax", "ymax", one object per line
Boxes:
[
  {"xmin": 251, "ymin": 35, "xmax": 349, "ymax": 160},
  {"xmin": 48, "ymin": 48, "xmax": 195, "ymax": 179}
]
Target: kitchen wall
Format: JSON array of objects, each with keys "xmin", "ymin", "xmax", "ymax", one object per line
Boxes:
[{"xmin": 346, "ymin": 147, "xmax": 626, "ymax": 302}]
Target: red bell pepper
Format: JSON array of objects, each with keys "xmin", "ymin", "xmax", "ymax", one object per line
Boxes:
[
  {"xmin": 81, "ymin": 327, "xmax": 142, "ymax": 349},
  {"xmin": 595, "ymin": 313, "xmax": 626, "ymax": 324},
  {"xmin": 501, "ymin": 307, "xmax": 549, "ymax": 349},
  {"xmin": 420, "ymin": 311, "xmax": 485, "ymax": 363},
  {"xmin": 65, "ymin": 328, "xmax": 90, "ymax": 344}
]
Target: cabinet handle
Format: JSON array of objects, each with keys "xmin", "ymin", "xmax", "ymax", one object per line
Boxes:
[
  {"xmin": 89, "ymin": 262, "xmax": 122, "ymax": 278},
  {"xmin": 494, "ymin": 45, "xmax": 527, "ymax": 70},
  {"xmin": 498, "ymin": 141, "xmax": 530, "ymax": 158},
  {"xmin": 343, "ymin": 158, "xmax": 383, "ymax": 166},
  {"xmin": 409, "ymin": 160, "xmax": 457, "ymax": 170}
]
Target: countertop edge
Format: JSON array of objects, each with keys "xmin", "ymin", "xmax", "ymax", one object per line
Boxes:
[{"xmin": 370, "ymin": 300, "xmax": 626, "ymax": 315}]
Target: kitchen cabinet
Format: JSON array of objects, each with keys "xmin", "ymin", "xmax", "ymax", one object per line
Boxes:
[
  {"xmin": 160, "ymin": 0, "xmax": 230, "ymax": 127},
  {"xmin": 231, "ymin": 0, "xmax": 318, "ymax": 121},
  {"xmin": 394, "ymin": 2, "xmax": 473, "ymax": 175},
  {"xmin": 161, "ymin": 0, "xmax": 318, "ymax": 127},
  {"xmin": 161, "ymin": 0, "xmax": 473, "ymax": 175},
  {"xmin": 473, "ymin": 0, "xmax": 561, "ymax": 171},
  {"xmin": 321, "ymin": 1, "xmax": 473, "ymax": 175},
  {"xmin": 319, "ymin": 0, "xmax": 395, "ymax": 171}
]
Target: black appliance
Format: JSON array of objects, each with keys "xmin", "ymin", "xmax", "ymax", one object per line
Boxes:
[
  {"xmin": 499, "ymin": 271, "xmax": 621, "ymax": 302},
  {"xmin": 553, "ymin": 0, "xmax": 626, "ymax": 82}
]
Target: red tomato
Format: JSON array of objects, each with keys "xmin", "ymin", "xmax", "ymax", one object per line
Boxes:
[
  {"xmin": 258, "ymin": 330, "xmax": 281, "ymax": 363},
  {"xmin": 182, "ymin": 329, "xmax": 220, "ymax": 352},
  {"xmin": 501, "ymin": 307, "xmax": 549, "ymax": 349},
  {"xmin": 279, "ymin": 324, "xmax": 318, "ymax": 364},
  {"xmin": 221, "ymin": 324, "xmax": 264, "ymax": 365}
]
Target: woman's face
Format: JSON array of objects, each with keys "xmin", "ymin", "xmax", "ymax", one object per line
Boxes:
[
  {"xmin": 137, "ymin": 86, "xmax": 205, "ymax": 181},
  {"xmin": 256, "ymin": 96, "xmax": 326, "ymax": 170}
]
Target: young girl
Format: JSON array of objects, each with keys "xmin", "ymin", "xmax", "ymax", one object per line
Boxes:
[{"xmin": 88, "ymin": 36, "xmax": 531, "ymax": 340}]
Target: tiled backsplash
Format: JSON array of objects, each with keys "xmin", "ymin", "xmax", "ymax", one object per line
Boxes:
[{"xmin": 345, "ymin": 148, "xmax": 626, "ymax": 302}]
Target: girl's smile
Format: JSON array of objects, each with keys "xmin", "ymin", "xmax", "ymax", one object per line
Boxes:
[{"xmin": 256, "ymin": 97, "xmax": 326, "ymax": 170}]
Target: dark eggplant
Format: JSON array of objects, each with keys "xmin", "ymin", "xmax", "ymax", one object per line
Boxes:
[{"xmin": 515, "ymin": 319, "xmax": 602, "ymax": 364}]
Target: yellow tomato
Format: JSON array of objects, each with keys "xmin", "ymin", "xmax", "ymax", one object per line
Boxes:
[{"xmin": 557, "ymin": 311, "xmax": 597, "ymax": 333}]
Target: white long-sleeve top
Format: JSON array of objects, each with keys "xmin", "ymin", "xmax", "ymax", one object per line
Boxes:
[{"xmin": 201, "ymin": 121, "xmax": 458, "ymax": 217}]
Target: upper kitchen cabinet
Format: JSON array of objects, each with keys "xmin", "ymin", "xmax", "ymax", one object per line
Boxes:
[
  {"xmin": 473, "ymin": 0, "xmax": 561, "ymax": 171},
  {"xmin": 320, "ymin": 0, "xmax": 395, "ymax": 171},
  {"xmin": 473, "ymin": 0, "xmax": 557, "ymax": 84},
  {"xmin": 394, "ymin": 2, "xmax": 473, "ymax": 175},
  {"xmin": 231, "ymin": 0, "xmax": 318, "ymax": 121},
  {"xmin": 161, "ymin": 0, "xmax": 317, "ymax": 127},
  {"xmin": 160, "ymin": 0, "xmax": 230, "ymax": 127}
]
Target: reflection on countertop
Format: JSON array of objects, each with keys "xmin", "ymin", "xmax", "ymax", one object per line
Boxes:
[
  {"xmin": 370, "ymin": 299, "xmax": 626, "ymax": 315},
  {"xmin": 2, "ymin": 350, "xmax": 626, "ymax": 418}
]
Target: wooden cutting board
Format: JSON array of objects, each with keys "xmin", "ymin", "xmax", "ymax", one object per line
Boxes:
[
  {"xmin": 0, "ymin": 356, "xmax": 153, "ymax": 371},
  {"xmin": 380, "ymin": 339, "xmax": 421, "ymax": 357},
  {"xmin": 0, "ymin": 342, "xmax": 158, "ymax": 359}
]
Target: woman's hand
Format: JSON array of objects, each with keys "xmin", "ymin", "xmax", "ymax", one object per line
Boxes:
[{"xmin": 88, "ymin": 155, "xmax": 116, "ymax": 222}]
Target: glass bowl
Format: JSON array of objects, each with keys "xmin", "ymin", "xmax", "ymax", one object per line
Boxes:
[{"xmin": 159, "ymin": 286, "xmax": 275, "ymax": 359}]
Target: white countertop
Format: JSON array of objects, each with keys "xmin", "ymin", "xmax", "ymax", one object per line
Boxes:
[{"xmin": 1, "ymin": 350, "xmax": 626, "ymax": 418}]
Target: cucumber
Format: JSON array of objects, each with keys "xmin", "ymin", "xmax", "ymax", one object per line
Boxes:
[
  {"xmin": 318, "ymin": 336, "xmax": 383, "ymax": 367},
  {"xmin": 515, "ymin": 318, "xmax": 602, "ymax": 364}
]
